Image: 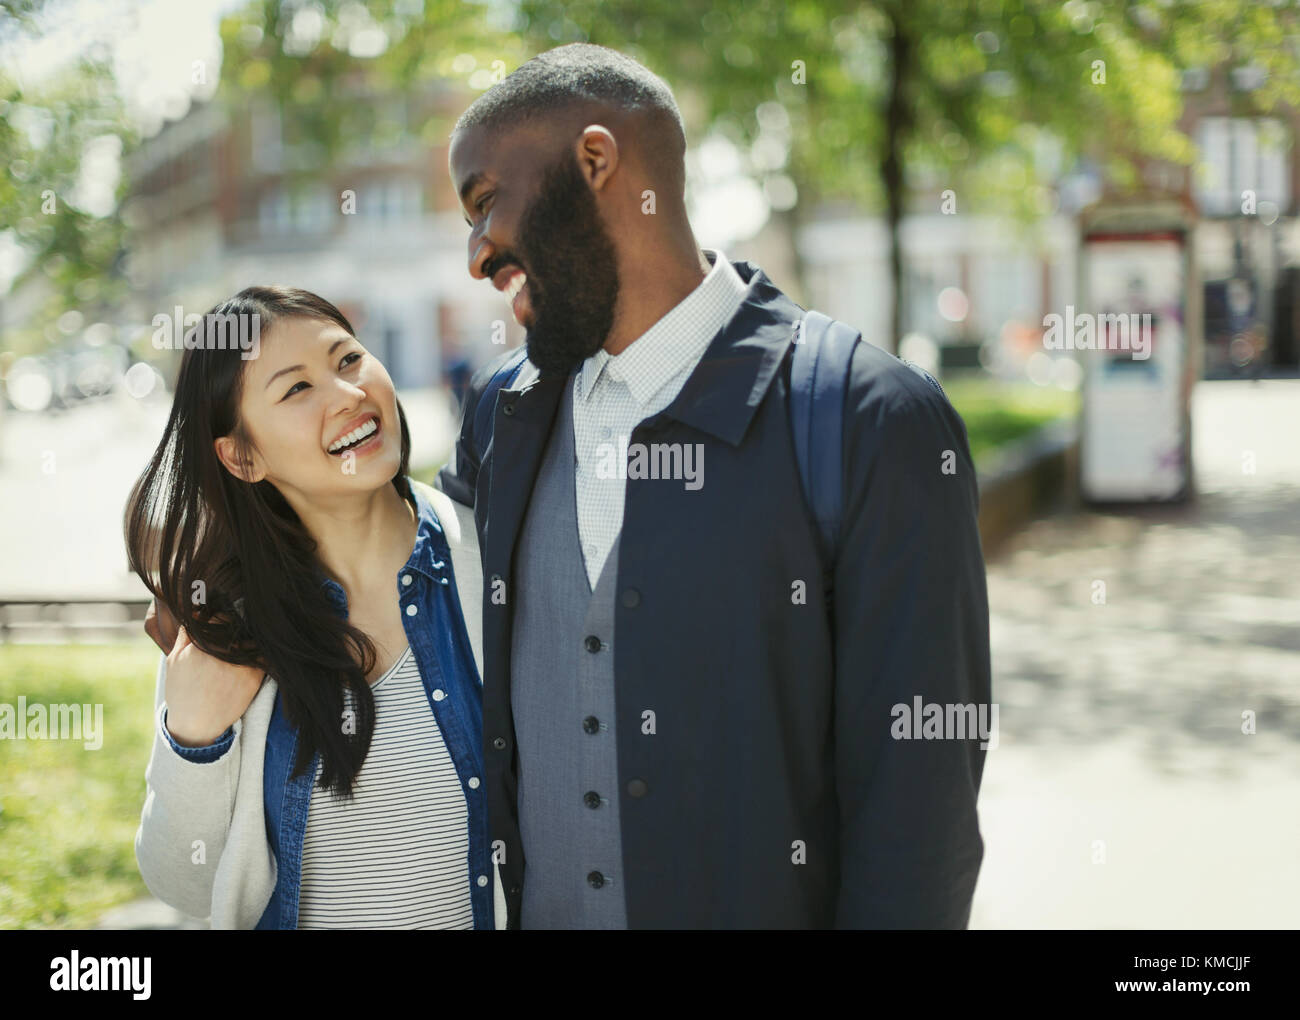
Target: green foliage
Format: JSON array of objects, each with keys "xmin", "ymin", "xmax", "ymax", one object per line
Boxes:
[
  {"xmin": 0, "ymin": 56, "xmax": 135, "ymax": 355},
  {"xmin": 214, "ymin": 0, "xmax": 523, "ymax": 181},
  {"xmin": 944, "ymin": 376, "xmax": 1078, "ymax": 466}
]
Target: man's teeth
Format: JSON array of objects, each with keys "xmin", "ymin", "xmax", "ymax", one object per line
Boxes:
[
  {"xmin": 328, "ymin": 417, "xmax": 378, "ymax": 453},
  {"xmin": 506, "ymin": 273, "xmax": 527, "ymax": 302}
]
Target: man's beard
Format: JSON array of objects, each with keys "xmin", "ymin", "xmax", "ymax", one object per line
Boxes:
[{"xmin": 498, "ymin": 151, "xmax": 621, "ymax": 378}]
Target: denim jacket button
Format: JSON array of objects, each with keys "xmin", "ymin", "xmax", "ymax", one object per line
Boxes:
[
  {"xmin": 432, "ymin": 689, "xmax": 445, "ymax": 701},
  {"xmin": 401, "ymin": 574, "xmax": 413, "ymax": 586},
  {"xmin": 406, "ymin": 604, "xmax": 418, "ymax": 616},
  {"xmin": 468, "ymin": 776, "xmax": 480, "ymax": 789},
  {"xmin": 477, "ymin": 875, "xmax": 489, "ymax": 887}
]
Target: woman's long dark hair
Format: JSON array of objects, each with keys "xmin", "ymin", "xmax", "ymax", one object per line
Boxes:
[{"xmin": 124, "ymin": 286, "xmax": 411, "ymax": 797}]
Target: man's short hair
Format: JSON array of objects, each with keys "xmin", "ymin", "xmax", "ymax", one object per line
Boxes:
[{"xmin": 454, "ymin": 43, "xmax": 687, "ymax": 188}]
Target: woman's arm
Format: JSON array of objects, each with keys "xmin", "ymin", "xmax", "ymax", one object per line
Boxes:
[{"xmin": 134, "ymin": 643, "xmax": 261, "ymax": 919}]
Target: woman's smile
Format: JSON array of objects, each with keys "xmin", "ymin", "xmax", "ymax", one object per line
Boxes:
[{"xmin": 326, "ymin": 412, "xmax": 384, "ymax": 457}]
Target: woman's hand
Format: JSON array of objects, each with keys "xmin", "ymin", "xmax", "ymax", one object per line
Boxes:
[{"xmin": 164, "ymin": 625, "xmax": 265, "ymax": 747}]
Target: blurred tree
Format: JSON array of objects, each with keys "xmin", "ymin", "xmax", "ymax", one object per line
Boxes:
[
  {"xmin": 0, "ymin": 46, "xmax": 133, "ymax": 356},
  {"xmin": 512, "ymin": 0, "xmax": 1300, "ymax": 352},
  {"xmin": 214, "ymin": 0, "xmax": 521, "ymax": 190}
]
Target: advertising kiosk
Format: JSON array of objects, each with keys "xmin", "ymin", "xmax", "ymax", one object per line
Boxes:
[{"xmin": 1076, "ymin": 200, "xmax": 1201, "ymax": 502}]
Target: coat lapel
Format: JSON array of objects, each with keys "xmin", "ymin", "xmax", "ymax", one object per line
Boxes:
[{"xmin": 479, "ymin": 368, "xmax": 566, "ymax": 657}]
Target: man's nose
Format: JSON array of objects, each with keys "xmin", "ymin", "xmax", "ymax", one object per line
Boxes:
[{"xmin": 467, "ymin": 232, "xmax": 493, "ymax": 281}]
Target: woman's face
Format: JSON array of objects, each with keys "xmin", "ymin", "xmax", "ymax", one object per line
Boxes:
[{"xmin": 215, "ymin": 315, "xmax": 403, "ymax": 502}]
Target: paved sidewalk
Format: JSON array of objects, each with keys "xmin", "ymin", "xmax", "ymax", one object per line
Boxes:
[{"xmin": 970, "ymin": 379, "xmax": 1300, "ymax": 928}]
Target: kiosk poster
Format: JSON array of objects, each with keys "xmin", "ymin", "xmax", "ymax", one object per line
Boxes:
[{"xmin": 1077, "ymin": 235, "xmax": 1189, "ymax": 501}]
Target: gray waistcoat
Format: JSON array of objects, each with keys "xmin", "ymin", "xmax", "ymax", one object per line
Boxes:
[{"xmin": 510, "ymin": 376, "xmax": 627, "ymax": 929}]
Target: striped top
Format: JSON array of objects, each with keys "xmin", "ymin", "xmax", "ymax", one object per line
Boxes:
[{"xmin": 296, "ymin": 645, "xmax": 474, "ymax": 929}]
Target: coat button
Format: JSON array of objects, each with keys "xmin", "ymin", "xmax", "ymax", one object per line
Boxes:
[
  {"xmin": 492, "ymin": 736, "xmax": 507, "ymax": 750},
  {"xmin": 626, "ymin": 778, "xmax": 648, "ymax": 798},
  {"xmin": 583, "ymin": 790, "xmax": 601, "ymax": 809},
  {"xmin": 621, "ymin": 588, "xmax": 640, "ymax": 608},
  {"xmin": 587, "ymin": 871, "xmax": 605, "ymax": 889},
  {"xmin": 509, "ymin": 883, "xmax": 521, "ymax": 896},
  {"xmin": 405, "ymin": 604, "xmax": 418, "ymax": 616},
  {"xmin": 582, "ymin": 715, "xmax": 599, "ymax": 734},
  {"xmin": 584, "ymin": 634, "xmax": 601, "ymax": 653},
  {"xmin": 502, "ymin": 403, "xmax": 515, "ymax": 416}
]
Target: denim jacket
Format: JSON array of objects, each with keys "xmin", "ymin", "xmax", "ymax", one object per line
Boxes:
[{"xmin": 160, "ymin": 477, "xmax": 492, "ymax": 929}]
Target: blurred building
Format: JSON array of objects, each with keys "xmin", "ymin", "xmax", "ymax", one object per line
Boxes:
[{"xmin": 120, "ymin": 79, "xmax": 521, "ymax": 391}]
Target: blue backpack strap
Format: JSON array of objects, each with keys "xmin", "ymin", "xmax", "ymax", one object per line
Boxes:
[
  {"xmin": 472, "ymin": 345, "xmax": 530, "ymax": 463},
  {"xmin": 788, "ymin": 311, "xmax": 860, "ymax": 570}
]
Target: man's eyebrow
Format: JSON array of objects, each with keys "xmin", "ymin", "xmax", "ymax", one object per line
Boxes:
[
  {"xmin": 458, "ymin": 171, "xmax": 487, "ymax": 207},
  {"xmin": 264, "ymin": 339, "xmax": 351, "ymax": 390}
]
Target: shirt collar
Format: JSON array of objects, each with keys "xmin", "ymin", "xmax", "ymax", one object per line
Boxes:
[{"xmin": 576, "ymin": 247, "xmax": 747, "ymax": 408}]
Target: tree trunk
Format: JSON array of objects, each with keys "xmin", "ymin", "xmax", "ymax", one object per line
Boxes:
[{"xmin": 882, "ymin": 8, "xmax": 912, "ymax": 356}]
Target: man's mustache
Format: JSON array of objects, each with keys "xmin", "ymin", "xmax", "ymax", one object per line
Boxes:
[{"xmin": 486, "ymin": 255, "xmax": 528, "ymax": 281}]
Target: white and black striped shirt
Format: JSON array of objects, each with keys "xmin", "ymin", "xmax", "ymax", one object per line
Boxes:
[{"xmin": 296, "ymin": 645, "xmax": 474, "ymax": 929}]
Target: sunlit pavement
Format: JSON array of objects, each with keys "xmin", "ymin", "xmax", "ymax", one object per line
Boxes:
[
  {"xmin": 970, "ymin": 379, "xmax": 1300, "ymax": 928},
  {"xmin": 0, "ymin": 386, "xmax": 457, "ymax": 600}
]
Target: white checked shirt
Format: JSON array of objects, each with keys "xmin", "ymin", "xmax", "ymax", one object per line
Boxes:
[{"xmin": 572, "ymin": 247, "xmax": 749, "ymax": 589}]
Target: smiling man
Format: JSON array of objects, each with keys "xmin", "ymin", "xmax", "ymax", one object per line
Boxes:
[{"xmin": 437, "ymin": 43, "xmax": 993, "ymax": 930}]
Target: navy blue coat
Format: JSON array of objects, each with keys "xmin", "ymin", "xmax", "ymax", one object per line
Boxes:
[{"xmin": 437, "ymin": 257, "xmax": 991, "ymax": 929}]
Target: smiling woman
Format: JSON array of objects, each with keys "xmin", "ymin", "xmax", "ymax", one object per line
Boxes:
[{"xmin": 121, "ymin": 286, "xmax": 498, "ymax": 930}]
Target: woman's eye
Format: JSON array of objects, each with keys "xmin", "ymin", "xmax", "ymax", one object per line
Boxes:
[
  {"xmin": 477, "ymin": 193, "xmax": 492, "ymax": 214},
  {"xmin": 340, "ymin": 352, "xmax": 362, "ymax": 369},
  {"xmin": 283, "ymin": 381, "xmax": 309, "ymax": 399}
]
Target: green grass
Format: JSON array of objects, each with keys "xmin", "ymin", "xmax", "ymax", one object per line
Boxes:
[
  {"xmin": 942, "ymin": 378, "xmax": 1078, "ymax": 468},
  {"xmin": 0, "ymin": 640, "xmax": 160, "ymax": 928}
]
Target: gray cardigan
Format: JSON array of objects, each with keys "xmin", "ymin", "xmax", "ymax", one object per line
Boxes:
[{"xmin": 133, "ymin": 484, "xmax": 505, "ymax": 929}]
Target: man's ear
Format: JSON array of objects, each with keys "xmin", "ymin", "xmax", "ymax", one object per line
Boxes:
[
  {"xmin": 214, "ymin": 435, "xmax": 266, "ymax": 483},
  {"xmin": 575, "ymin": 125, "xmax": 618, "ymax": 192}
]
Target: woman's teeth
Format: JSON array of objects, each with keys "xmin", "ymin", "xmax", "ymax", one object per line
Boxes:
[{"xmin": 328, "ymin": 417, "xmax": 379, "ymax": 454}]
